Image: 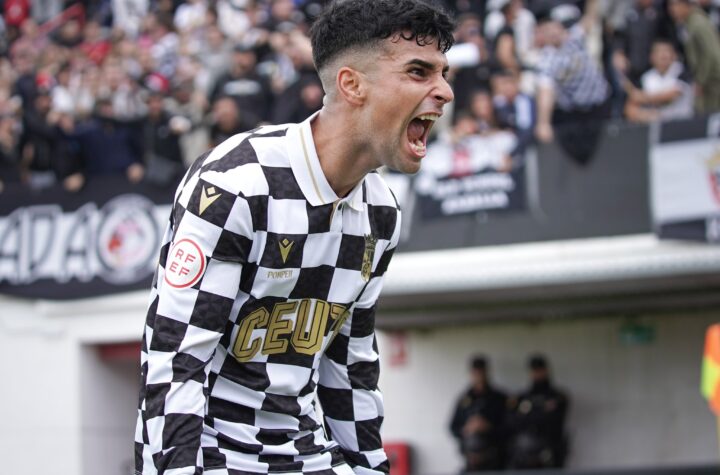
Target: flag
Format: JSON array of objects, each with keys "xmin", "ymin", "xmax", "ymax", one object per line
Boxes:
[{"xmin": 702, "ymin": 324, "xmax": 720, "ymax": 414}]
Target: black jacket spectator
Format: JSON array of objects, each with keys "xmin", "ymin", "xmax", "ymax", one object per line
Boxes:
[
  {"xmin": 210, "ymin": 46, "xmax": 274, "ymax": 127},
  {"xmin": 71, "ymin": 103, "xmax": 143, "ymax": 178}
]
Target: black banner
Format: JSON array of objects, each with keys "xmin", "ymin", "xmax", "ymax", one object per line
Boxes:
[
  {"xmin": 414, "ymin": 167, "xmax": 526, "ymax": 219},
  {"xmin": 0, "ymin": 178, "xmax": 174, "ymax": 300}
]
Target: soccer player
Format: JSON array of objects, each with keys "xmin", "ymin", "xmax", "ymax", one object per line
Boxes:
[{"xmin": 134, "ymin": 1, "xmax": 455, "ymax": 474}]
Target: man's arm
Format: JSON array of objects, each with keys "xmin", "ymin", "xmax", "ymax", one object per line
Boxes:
[
  {"xmin": 317, "ymin": 205, "xmax": 401, "ymax": 475},
  {"xmin": 535, "ymin": 81, "xmax": 555, "ymax": 143},
  {"xmin": 137, "ymin": 166, "xmax": 253, "ymax": 474},
  {"xmin": 579, "ymin": 0, "xmax": 599, "ymax": 35}
]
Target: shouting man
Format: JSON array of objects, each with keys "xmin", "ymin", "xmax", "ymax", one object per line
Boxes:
[{"xmin": 134, "ymin": 1, "xmax": 455, "ymax": 474}]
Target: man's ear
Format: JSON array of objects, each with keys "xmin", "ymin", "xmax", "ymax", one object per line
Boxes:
[{"xmin": 336, "ymin": 66, "xmax": 366, "ymax": 106}]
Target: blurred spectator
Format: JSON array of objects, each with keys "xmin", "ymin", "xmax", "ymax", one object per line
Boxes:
[
  {"xmin": 100, "ymin": 58, "xmax": 147, "ymax": 120},
  {"xmin": 491, "ymin": 69, "xmax": 535, "ymax": 162},
  {"xmin": 506, "ymin": 355, "xmax": 569, "ymax": 469},
  {"xmin": 51, "ymin": 17, "xmax": 83, "ymax": 48},
  {"xmin": 79, "ymin": 20, "xmax": 111, "ymax": 66},
  {"xmin": 10, "ymin": 43, "xmax": 37, "ymax": 113},
  {"xmin": 488, "ymin": 0, "xmax": 523, "ymax": 76},
  {"xmin": 19, "ymin": 90, "xmax": 73, "ymax": 189},
  {"xmin": 143, "ymin": 12, "xmax": 180, "ymax": 79},
  {"xmin": 113, "ymin": 0, "xmax": 149, "ymax": 39},
  {"xmin": 535, "ymin": 0, "xmax": 611, "ymax": 164},
  {"xmin": 697, "ymin": 0, "xmax": 720, "ymax": 30},
  {"xmin": 174, "ymin": 0, "xmax": 207, "ymax": 34},
  {"xmin": 196, "ymin": 23, "xmax": 233, "ymax": 96},
  {"xmin": 668, "ymin": 0, "xmax": 720, "ymax": 113},
  {"xmin": 70, "ymin": 98, "xmax": 144, "ymax": 184},
  {"xmin": 216, "ymin": 0, "xmax": 253, "ymax": 41},
  {"xmin": 270, "ymin": 30, "xmax": 322, "ymax": 123},
  {"xmin": 612, "ymin": 0, "xmax": 668, "ymax": 85},
  {"xmin": 3, "ymin": 0, "xmax": 30, "ymax": 44},
  {"xmin": 31, "ymin": 0, "xmax": 62, "ymax": 25},
  {"xmin": 448, "ymin": 14, "xmax": 492, "ymax": 118},
  {"xmin": 624, "ymin": 39, "xmax": 694, "ymax": 122},
  {"xmin": 440, "ymin": 0, "xmax": 488, "ymax": 19},
  {"xmin": 0, "ymin": 114, "xmax": 20, "ymax": 192},
  {"xmin": 423, "ymin": 95, "xmax": 516, "ymax": 178},
  {"xmin": 449, "ymin": 355, "xmax": 508, "ymax": 472},
  {"xmin": 261, "ymin": 0, "xmax": 304, "ymax": 32},
  {"xmin": 167, "ymin": 79, "xmax": 209, "ymax": 164},
  {"xmin": 142, "ymin": 91, "xmax": 188, "ymax": 187},
  {"xmin": 210, "ymin": 44, "xmax": 273, "ymax": 126},
  {"xmin": 485, "ymin": 0, "xmax": 537, "ymax": 77},
  {"xmin": 209, "ymin": 95, "xmax": 255, "ymax": 147}
]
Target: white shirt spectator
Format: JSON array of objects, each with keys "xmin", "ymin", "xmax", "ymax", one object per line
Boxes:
[
  {"xmin": 112, "ymin": 0, "xmax": 149, "ymax": 39},
  {"xmin": 640, "ymin": 61, "xmax": 694, "ymax": 120},
  {"xmin": 174, "ymin": 0, "xmax": 207, "ymax": 33}
]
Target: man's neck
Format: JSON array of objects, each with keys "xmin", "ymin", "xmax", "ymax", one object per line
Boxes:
[{"xmin": 310, "ymin": 106, "xmax": 375, "ymax": 198}]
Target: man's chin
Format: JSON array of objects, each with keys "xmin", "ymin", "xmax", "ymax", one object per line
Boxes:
[{"xmin": 393, "ymin": 160, "xmax": 422, "ymax": 175}]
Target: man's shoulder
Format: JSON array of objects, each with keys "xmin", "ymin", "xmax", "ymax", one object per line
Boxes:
[{"xmin": 182, "ymin": 124, "xmax": 292, "ymax": 198}]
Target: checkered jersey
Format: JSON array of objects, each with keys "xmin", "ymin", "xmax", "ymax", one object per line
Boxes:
[
  {"xmin": 134, "ymin": 115, "xmax": 399, "ymax": 475},
  {"xmin": 538, "ymin": 25, "xmax": 609, "ymax": 111}
]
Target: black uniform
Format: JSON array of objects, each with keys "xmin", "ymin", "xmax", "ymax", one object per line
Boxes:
[
  {"xmin": 450, "ymin": 385, "xmax": 507, "ymax": 471},
  {"xmin": 506, "ymin": 379, "xmax": 569, "ymax": 469}
]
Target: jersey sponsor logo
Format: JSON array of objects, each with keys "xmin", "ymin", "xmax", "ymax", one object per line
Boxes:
[
  {"xmin": 232, "ymin": 299, "xmax": 350, "ymax": 362},
  {"xmin": 278, "ymin": 238, "xmax": 294, "ymax": 263},
  {"xmin": 164, "ymin": 238, "xmax": 206, "ymax": 288},
  {"xmin": 267, "ymin": 269, "xmax": 293, "ymax": 279},
  {"xmin": 199, "ymin": 186, "xmax": 221, "ymax": 216},
  {"xmin": 361, "ymin": 234, "xmax": 378, "ymax": 282}
]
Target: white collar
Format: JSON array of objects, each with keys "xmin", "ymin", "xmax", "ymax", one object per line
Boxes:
[{"xmin": 286, "ymin": 111, "xmax": 365, "ymax": 211}]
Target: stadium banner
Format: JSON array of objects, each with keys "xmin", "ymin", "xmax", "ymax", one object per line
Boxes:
[
  {"xmin": 414, "ymin": 166, "xmax": 526, "ymax": 219},
  {"xmin": 652, "ymin": 115, "xmax": 720, "ymax": 242},
  {"xmin": 0, "ymin": 177, "xmax": 174, "ymax": 300}
]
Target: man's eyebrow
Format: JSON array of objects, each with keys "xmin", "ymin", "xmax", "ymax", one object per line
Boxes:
[{"xmin": 405, "ymin": 58, "xmax": 450, "ymax": 74}]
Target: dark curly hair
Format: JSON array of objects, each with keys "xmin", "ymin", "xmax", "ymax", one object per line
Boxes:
[{"xmin": 310, "ymin": 0, "xmax": 456, "ymax": 72}]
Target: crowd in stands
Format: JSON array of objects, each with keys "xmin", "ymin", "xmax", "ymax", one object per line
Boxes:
[{"xmin": 0, "ymin": 0, "xmax": 719, "ymax": 192}]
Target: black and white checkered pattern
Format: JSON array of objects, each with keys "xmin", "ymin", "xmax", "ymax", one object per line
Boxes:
[
  {"xmin": 538, "ymin": 25, "xmax": 609, "ymax": 111},
  {"xmin": 134, "ymin": 115, "xmax": 399, "ymax": 475}
]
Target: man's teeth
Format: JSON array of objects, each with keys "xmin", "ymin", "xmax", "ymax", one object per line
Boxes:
[
  {"xmin": 418, "ymin": 114, "xmax": 438, "ymax": 121},
  {"xmin": 411, "ymin": 139, "xmax": 426, "ymax": 154}
]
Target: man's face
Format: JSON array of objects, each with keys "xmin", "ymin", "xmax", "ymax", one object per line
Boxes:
[
  {"xmin": 360, "ymin": 36, "xmax": 454, "ymax": 174},
  {"xmin": 651, "ymin": 43, "xmax": 675, "ymax": 72},
  {"xmin": 536, "ymin": 21, "xmax": 565, "ymax": 48},
  {"xmin": 492, "ymin": 74, "xmax": 519, "ymax": 100},
  {"xmin": 668, "ymin": 0, "xmax": 691, "ymax": 23}
]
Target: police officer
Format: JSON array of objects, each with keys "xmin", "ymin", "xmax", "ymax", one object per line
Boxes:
[
  {"xmin": 506, "ymin": 354, "xmax": 570, "ymax": 469},
  {"xmin": 450, "ymin": 355, "xmax": 508, "ymax": 472}
]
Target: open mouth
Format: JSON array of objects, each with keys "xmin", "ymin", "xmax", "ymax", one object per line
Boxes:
[{"xmin": 407, "ymin": 113, "xmax": 439, "ymax": 157}]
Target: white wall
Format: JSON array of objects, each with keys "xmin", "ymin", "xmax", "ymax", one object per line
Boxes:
[
  {"xmin": 1, "ymin": 292, "xmax": 717, "ymax": 475},
  {"xmin": 0, "ymin": 292, "xmax": 146, "ymax": 475},
  {"xmin": 378, "ymin": 311, "xmax": 719, "ymax": 474},
  {"xmin": 80, "ymin": 346, "xmax": 140, "ymax": 475}
]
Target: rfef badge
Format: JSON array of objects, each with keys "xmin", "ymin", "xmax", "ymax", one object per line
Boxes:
[{"xmin": 361, "ymin": 234, "xmax": 378, "ymax": 282}]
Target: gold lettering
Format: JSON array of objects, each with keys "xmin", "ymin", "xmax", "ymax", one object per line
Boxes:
[
  {"xmin": 293, "ymin": 300, "xmax": 329, "ymax": 355},
  {"xmin": 232, "ymin": 308, "xmax": 269, "ymax": 362},
  {"xmin": 327, "ymin": 303, "xmax": 350, "ymax": 346},
  {"xmin": 263, "ymin": 301, "xmax": 297, "ymax": 354}
]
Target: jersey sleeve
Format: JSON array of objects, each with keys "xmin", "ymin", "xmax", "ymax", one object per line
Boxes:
[
  {"xmin": 136, "ymin": 170, "xmax": 254, "ymax": 475},
  {"xmin": 316, "ymin": 206, "xmax": 401, "ymax": 475}
]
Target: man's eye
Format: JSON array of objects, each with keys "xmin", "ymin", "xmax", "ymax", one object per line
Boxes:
[{"xmin": 409, "ymin": 68, "xmax": 426, "ymax": 77}]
